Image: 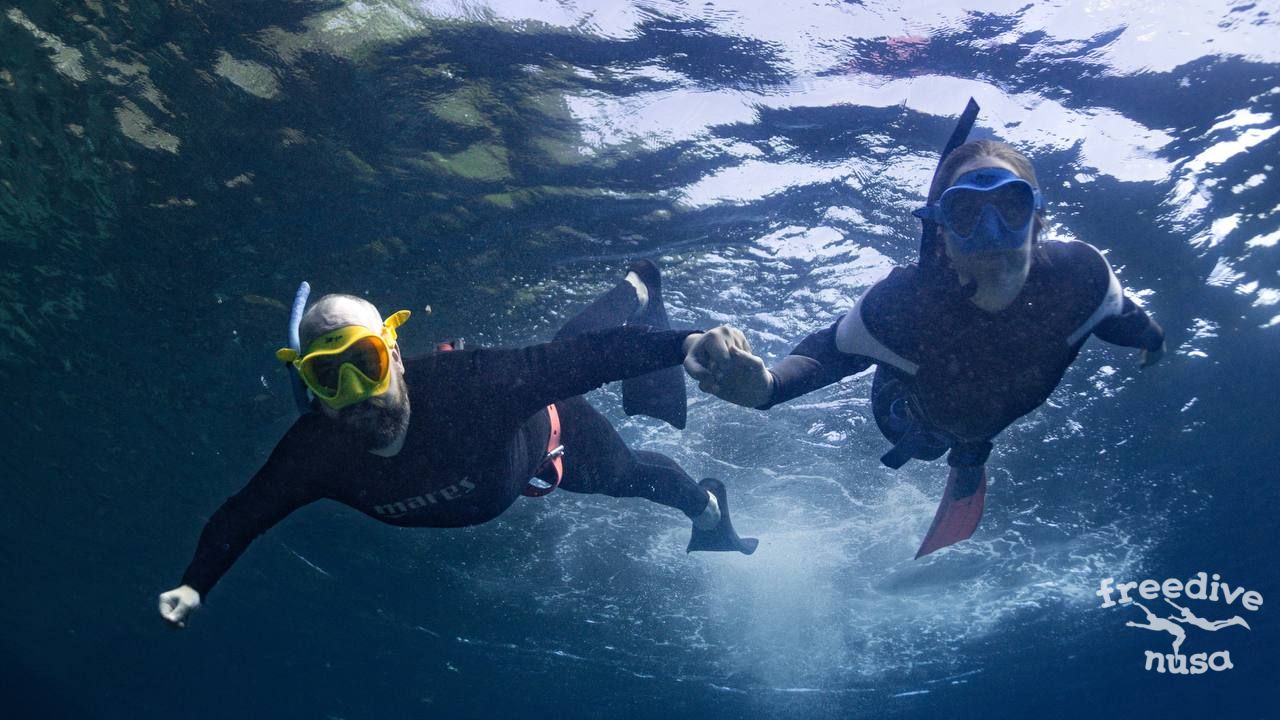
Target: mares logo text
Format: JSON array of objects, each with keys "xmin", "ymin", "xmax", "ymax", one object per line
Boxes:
[{"xmin": 374, "ymin": 478, "xmax": 478, "ymax": 518}]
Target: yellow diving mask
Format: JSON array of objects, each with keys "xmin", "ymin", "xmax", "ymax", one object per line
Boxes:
[{"xmin": 275, "ymin": 310, "xmax": 411, "ymax": 410}]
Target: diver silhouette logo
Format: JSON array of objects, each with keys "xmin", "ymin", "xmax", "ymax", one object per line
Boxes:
[
  {"xmin": 1124, "ymin": 602, "xmax": 1188, "ymax": 656},
  {"xmin": 1165, "ymin": 598, "xmax": 1251, "ymax": 632},
  {"xmin": 1097, "ymin": 572, "xmax": 1262, "ymax": 675}
]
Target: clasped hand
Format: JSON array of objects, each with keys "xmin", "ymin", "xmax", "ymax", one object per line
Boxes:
[{"xmin": 683, "ymin": 326, "xmax": 774, "ymax": 408}]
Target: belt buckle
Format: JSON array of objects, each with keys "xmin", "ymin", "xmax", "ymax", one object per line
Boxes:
[{"xmin": 529, "ymin": 444, "xmax": 565, "ymax": 487}]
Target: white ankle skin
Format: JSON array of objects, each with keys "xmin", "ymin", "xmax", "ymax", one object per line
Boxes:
[
  {"xmin": 694, "ymin": 490, "xmax": 721, "ymax": 530},
  {"xmin": 624, "ymin": 271, "xmax": 649, "ymax": 310}
]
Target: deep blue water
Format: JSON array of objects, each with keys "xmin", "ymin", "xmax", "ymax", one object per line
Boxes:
[{"xmin": 2, "ymin": 1, "xmax": 1278, "ymax": 717}]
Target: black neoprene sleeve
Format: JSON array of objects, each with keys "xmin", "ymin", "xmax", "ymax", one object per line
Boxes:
[
  {"xmin": 1093, "ymin": 296, "xmax": 1165, "ymax": 351},
  {"xmin": 759, "ymin": 319, "xmax": 874, "ymax": 410}
]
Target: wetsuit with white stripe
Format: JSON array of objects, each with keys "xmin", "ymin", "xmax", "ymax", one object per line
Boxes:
[{"xmin": 758, "ymin": 240, "xmax": 1164, "ymax": 466}]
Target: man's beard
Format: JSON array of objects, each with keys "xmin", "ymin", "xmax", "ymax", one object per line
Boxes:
[{"xmin": 338, "ymin": 378, "xmax": 411, "ymax": 450}]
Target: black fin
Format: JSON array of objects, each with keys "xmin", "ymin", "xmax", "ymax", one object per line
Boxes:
[
  {"xmin": 622, "ymin": 259, "xmax": 688, "ymax": 429},
  {"xmin": 623, "ymin": 367, "xmax": 687, "ymax": 430},
  {"xmin": 687, "ymin": 478, "xmax": 758, "ymax": 555}
]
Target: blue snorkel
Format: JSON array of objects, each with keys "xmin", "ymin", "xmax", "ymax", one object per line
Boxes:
[{"xmin": 287, "ymin": 281, "xmax": 312, "ymax": 414}]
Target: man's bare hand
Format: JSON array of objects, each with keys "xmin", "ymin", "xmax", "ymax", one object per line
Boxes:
[{"xmin": 158, "ymin": 585, "xmax": 201, "ymax": 628}]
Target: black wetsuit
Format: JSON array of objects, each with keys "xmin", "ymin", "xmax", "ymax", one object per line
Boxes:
[
  {"xmin": 759, "ymin": 240, "xmax": 1164, "ymax": 467},
  {"xmin": 181, "ymin": 288, "xmax": 706, "ymax": 597}
]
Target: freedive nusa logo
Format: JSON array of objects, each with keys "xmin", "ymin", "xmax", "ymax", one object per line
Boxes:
[{"xmin": 1097, "ymin": 572, "xmax": 1262, "ymax": 675}]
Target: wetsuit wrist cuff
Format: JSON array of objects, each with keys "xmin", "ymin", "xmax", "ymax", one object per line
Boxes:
[
  {"xmin": 180, "ymin": 574, "xmax": 209, "ymax": 598},
  {"xmin": 756, "ymin": 371, "xmax": 779, "ymax": 410}
]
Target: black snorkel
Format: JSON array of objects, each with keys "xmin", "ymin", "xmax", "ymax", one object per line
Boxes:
[{"xmin": 918, "ymin": 97, "xmax": 980, "ymax": 271}]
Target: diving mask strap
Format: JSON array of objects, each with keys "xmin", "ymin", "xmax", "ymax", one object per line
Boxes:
[{"xmin": 919, "ymin": 97, "xmax": 981, "ymax": 270}]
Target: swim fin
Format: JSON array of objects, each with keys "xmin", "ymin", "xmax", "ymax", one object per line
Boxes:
[
  {"xmin": 622, "ymin": 259, "xmax": 688, "ymax": 430},
  {"xmin": 687, "ymin": 478, "xmax": 758, "ymax": 555},
  {"xmin": 915, "ymin": 466, "xmax": 987, "ymax": 559}
]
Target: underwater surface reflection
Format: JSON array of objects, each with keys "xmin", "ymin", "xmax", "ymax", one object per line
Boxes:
[{"xmin": 2, "ymin": 0, "xmax": 1278, "ymax": 717}]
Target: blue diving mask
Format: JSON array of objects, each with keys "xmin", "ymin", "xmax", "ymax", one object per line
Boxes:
[{"xmin": 912, "ymin": 167, "xmax": 1043, "ymax": 254}]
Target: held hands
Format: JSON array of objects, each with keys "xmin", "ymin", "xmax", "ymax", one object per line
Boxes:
[
  {"xmin": 158, "ymin": 585, "xmax": 201, "ymax": 628},
  {"xmin": 683, "ymin": 326, "xmax": 774, "ymax": 409}
]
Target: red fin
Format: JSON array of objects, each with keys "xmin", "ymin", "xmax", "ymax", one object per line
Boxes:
[{"xmin": 915, "ymin": 467, "xmax": 988, "ymax": 558}]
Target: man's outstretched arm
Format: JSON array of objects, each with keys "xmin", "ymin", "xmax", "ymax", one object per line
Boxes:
[
  {"xmin": 463, "ymin": 325, "xmax": 702, "ymax": 420},
  {"xmin": 159, "ymin": 423, "xmax": 324, "ymax": 627}
]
